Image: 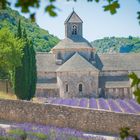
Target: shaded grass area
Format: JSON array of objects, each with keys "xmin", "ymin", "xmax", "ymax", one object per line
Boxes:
[{"xmin": 0, "ymin": 92, "xmax": 16, "ymax": 100}]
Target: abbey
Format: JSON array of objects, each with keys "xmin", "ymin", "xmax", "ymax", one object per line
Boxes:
[{"xmin": 36, "ymin": 10, "xmax": 140, "ymax": 99}]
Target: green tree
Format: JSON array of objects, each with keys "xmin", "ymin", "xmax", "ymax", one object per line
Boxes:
[
  {"xmin": 14, "ymin": 22, "xmax": 37, "ymax": 100},
  {"xmin": 0, "ymin": 28, "xmax": 24, "ymax": 81},
  {"xmin": 28, "ymin": 41, "xmax": 37, "ymax": 100},
  {"xmin": 17, "ymin": 20, "xmax": 22, "ymax": 38}
]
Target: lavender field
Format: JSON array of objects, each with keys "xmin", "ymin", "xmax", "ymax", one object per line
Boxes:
[
  {"xmin": 0, "ymin": 122, "xmax": 108, "ymax": 140},
  {"xmin": 49, "ymin": 98, "xmax": 140, "ymax": 114},
  {"xmin": 0, "ymin": 122, "xmax": 138, "ymax": 140}
]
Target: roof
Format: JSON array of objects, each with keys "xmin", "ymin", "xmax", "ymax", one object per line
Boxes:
[
  {"xmin": 36, "ymin": 53, "xmax": 140, "ymax": 73},
  {"xmin": 57, "ymin": 53, "xmax": 99, "ymax": 72},
  {"xmin": 96, "ymin": 53, "xmax": 140, "ymax": 71},
  {"xmin": 105, "ymin": 81, "xmax": 130, "ymax": 88},
  {"xmin": 52, "ymin": 36, "xmax": 93, "ymax": 51},
  {"xmin": 37, "ymin": 83, "xmax": 58, "ymax": 89},
  {"xmin": 36, "ymin": 53, "xmax": 59, "ymax": 72},
  {"xmin": 64, "ymin": 10, "xmax": 83, "ymax": 24}
]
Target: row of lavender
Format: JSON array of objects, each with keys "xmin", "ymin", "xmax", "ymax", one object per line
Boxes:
[
  {"xmin": 0, "ymin": 123, "xmax": 107, "ymax": 140},
  {"xmin": 49, "ymin": 98, "xmax": 140, "ymax": 114}
]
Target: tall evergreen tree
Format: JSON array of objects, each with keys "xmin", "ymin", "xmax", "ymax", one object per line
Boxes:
[
  {"xmin": 17, "ymin": 20, "xmax": 22, "ymax": 38},
  {"xmin": 28, "ymin": 41, "xmax": 37, "ymax": 100},
  {"xmin": 14, "ymin": 21, "xmax": 36, "ymax": 100}
]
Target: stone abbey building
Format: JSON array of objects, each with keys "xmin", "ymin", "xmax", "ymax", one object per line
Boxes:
[{"xmin": 36, "ymin": 10, "xmax": 140, "ymax": 99}]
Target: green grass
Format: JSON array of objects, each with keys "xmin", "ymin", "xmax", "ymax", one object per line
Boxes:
[
  {"xmin": 28, "ymin": 132, "xmax": 48, "ymax": 140},
  {"xmin": 0, "ymin": 136, "xmax": 16, "ymax": 140}
]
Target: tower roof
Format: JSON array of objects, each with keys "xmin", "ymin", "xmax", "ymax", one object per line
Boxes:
[
  {"xmin": 64, "ymin": 10, "xmax": 83, "ymax": 24},
  {"xmin": 52, "ymin": 36, "xmax": 93, "ymax": 51},
  {"xmin": 57, "ymin": 53, "xmax": 98, "ymax": 72}
]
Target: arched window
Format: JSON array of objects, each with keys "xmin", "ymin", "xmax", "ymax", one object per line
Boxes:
[
  {"xmin": 66, "ymin": 84, "xmax": 68, "ymax": 92},
  {"xmin": 72, "ymin": 25, "xmax": 77, "ymax": 35},
  {"xmin": 79, "ymin": 84, "xmax": 82, "ymax": 92}
]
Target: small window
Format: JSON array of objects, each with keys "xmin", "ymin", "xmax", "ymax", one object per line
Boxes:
[
  {"xmin": 79, "ymin": 84, "xmax": 82, "ymax": 92},
  {"xmin": 91, "ymin": 52, "xmax": 94, "ymax": 59},
  {"xmin": 66, "ymin": 84, "xmax": 68, "ymax": 92},
  {"xmin": 72, "ymin": 25, "xmax": 77, "ymax": 35},
  {"xmin": 57, "ymin": 52, "xmax": 61, "ymax": 59}
]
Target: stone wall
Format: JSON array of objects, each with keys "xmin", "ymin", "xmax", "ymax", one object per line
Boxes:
[
  {"xmin": 57, "ymin": 71, "xmax": 99, "ymax": 98},
  {"xmin": 37, "ymin": 72, "xmax": 56, "ymax": 80},
  {"xmin": 105, "ymin": 87, "xmax": 132, "ymax": 99},
  {"xmin": 0, "ymin": 99, "xmax": 139, "ymax": 135},
  {"xmin": 35, "ymin": 88, "xmax": 59, "ymax": 98}
]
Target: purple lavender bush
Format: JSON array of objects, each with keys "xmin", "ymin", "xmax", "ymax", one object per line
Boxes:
[
  {"xmin": 89, "ymin": 98, "xmax": 98, "ymax": 109},
  {"xmin": 98, "ymin": 98, "xmax": 109, "ymax": 110},
  {"xmin": 79, "ymin": 98, "xmax": 88, "ymax": 107},
  {"xmin": 69, "ymin": 98, "xmax": 79, "ymax": 106},
  {"xmin": 127, "ymin": 99, "xmax": 140, "ymax": 112},
  {"xmin": 107, "ymin": 99, "xmax": 122, "ymax": 112},
  {"xmin": 116, "ymin": 99, "xmax": 136, "ymax": 113}
]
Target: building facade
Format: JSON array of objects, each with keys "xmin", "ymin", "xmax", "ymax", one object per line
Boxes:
[{"xmin": 36, "ymin": 11, "xmax": 140, "ymax": 99}]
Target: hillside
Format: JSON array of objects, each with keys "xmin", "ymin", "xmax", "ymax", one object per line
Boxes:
[
  {"xmin": 1, "ymin": 8, "xmax": 140, "ymax": 53},
  {"xmin": 0, "ymin": 8, "xmax": 60, "ymax": 52},
  {"xmin": 91, "ymin": 36, "xmax": 140, "ymax": 53}
]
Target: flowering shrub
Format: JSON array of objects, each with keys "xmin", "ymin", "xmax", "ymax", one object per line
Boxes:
[
  {"xmin": 107, "ymin": 99, "xmax": 122, "ymax": 112},
  {"xmin": 98, "ymin": 98, "xmax": 109, "ymax": 110},
  {"xmin": 116, "ymin": 99, "xmax": 136, "ymax": 113},
  {"xmin": 79, "ymin": 98, "xmax": 88, "ymax": 107},
  {"xmin": 127, "ymin": 99, "xmax": 140, "ymax": 112},
  {"xmin": 89, "ymin": 98, "xmax": 98, "ymax": 109}
]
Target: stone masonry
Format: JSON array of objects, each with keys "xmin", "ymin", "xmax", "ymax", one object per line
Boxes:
[{"xmin": 0, "ymin": 99, "xmax": 139, "ymax": 135}]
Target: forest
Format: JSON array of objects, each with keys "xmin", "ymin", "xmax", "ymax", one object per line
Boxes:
[
  {"xmin": 0, "ymin": 8, "xmax": 60, "ymax": 52},
  {"xmin": 91, "ymin": 36, "xmax": 140, "ymax": 53}
]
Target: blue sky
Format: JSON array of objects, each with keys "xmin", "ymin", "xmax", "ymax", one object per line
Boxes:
[{"xmin": 11, "ymin": 0, "xmax": 140, "ymax": 41}]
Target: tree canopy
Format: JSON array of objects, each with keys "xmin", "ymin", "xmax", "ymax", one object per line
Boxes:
[
  {"xmin": 0, "ymin": 28, "xmax": 24, "ymax": 75},
  {"xmin": 91, "ymin": 37, "xmax": 140, "ymax": 53}
]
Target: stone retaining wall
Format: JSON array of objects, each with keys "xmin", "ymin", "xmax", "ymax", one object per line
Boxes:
[{"xmin": 0, "ymin": 99, "xmax": 139, "ymax": 135}]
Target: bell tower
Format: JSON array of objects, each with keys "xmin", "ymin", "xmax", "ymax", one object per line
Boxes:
[{"xmin": 64, "ymin": 10, "xmax": 83, "ymax": 38}]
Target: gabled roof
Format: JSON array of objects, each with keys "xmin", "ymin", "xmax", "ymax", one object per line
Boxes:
[
  {"xmin": 57, "ymin": 53, "xmax": 99, "ymax": 72},
  {"xmin": 96, "ymin": 53, "xmax": 140, "ymax": 71},
  {"xmin": 36, "ymin": 53, "xmax": 59, "ymax": 72},
  {"xmin": 52, "ymin": 36, "xmax": 93, "ymax": 51},
  {"xmin": 64, "ymin": 10, "xmax": 83, "ymax": 24}
]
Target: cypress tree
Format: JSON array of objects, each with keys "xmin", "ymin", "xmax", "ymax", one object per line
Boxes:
[
  {"xmin": 14, "ymin": 20, "xmax": 24, "ymax": 99},
  {"xmin": 15, "ymin": 28, "xmax": 29, "ymax": 99},
  {"xmin": 17, "ymin": 20, "xmax": 22, "ymax": 38},
  {"xmin": 28, "ymin": 41, "xmax": 37, "ymax": 100},
  {"xmin": 14, "ymin": 22, "xmax": 37, "ymax": 100}
]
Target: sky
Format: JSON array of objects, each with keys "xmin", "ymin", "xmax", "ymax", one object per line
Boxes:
[{"xmin": 11, "ymin": 0, "xmax": 140, "ymax": 41}]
